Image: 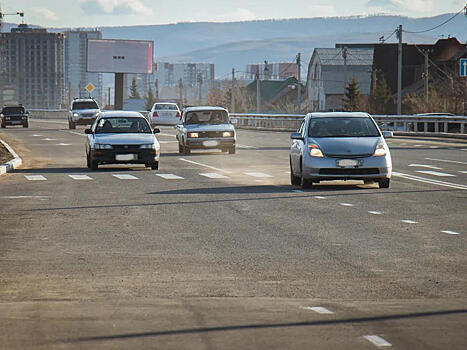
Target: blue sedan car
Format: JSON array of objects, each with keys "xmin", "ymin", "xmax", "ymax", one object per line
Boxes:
[{"xmin": 290, "ymin": 112, "xmax": 393, "ymax": 189}]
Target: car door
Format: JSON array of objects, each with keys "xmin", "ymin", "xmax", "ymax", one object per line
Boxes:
[{"xmin": 290, "ymin": 119, "xmax": 306, "ymax": 174}]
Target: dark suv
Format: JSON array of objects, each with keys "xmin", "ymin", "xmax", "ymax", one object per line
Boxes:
[{"xmin": 1, "ymin": 105, "xmax": 29, "ymax": 128}]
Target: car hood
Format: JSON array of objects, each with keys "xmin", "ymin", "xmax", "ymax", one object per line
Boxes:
[
  {"xmin": 95, "ymin": 133, "xmax": 158, "ymax": 145},
  {"xmin": 73, "ymin": 109, "xmax": 100, "ymax": 114},
  {"xmin": 310, "ymin": 137, "xmax": 381, "ymax": 156},
  {"xmin": 184, "ymin": 124, "xmax": 235, "ymax": 132}
]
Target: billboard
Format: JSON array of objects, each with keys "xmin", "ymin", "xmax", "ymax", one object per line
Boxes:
[{"xmin": 87, "ymin": 39, "xmax": 153, "ymax": 74}]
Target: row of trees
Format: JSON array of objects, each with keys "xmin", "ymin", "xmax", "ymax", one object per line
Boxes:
[{"xmin": 128, "ymin": 77, "xmax": 156, "ymax": 110}]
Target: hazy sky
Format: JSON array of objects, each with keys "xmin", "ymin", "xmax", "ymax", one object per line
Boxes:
[{"xmin": 2, "ymin": 0, "xmax": 464, "ymax": 28}]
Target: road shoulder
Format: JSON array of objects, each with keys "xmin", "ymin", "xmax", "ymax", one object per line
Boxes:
[{"xmin": 0, "ymin": 138, "xmax": 22, "ymax": 176}]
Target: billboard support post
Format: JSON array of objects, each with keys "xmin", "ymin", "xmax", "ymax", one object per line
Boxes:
[{"xmin": 115, "ymin": 73, "xmax": 124, "ymax": 110}]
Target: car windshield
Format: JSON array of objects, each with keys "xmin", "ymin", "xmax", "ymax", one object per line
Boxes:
[
  {"xmin": 154, "ymin": 104, "xmax": 178, "ymax": 110},
  {"xmin": 308, "ymin": 117, "xmax": 380, "ymax": 137},
  {"xmin": 2, "ymin": 106, "xmax": 25, "ymax": 114},
  {"xmin": 185, "ymin": 110, "xmax": 229, "ymax": 125},
  {"xmin": 73, "ymin": 101, "xmax": 98, "ymax": 110},
  {"xmin": 95, "ymin": 117, "xmax": 152, "ymax": 134}
]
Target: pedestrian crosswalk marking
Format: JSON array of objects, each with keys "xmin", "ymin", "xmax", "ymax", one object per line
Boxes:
[
  {"xmin": 69, "ymin": 175, "xmax": 93, "ymax": 180},
  {"xmin": 156, "ymin": 173, "xmax": 184, "ymax": 180},
  {"xmin": 112, "ymin": 174, "xmax": 138, "ymax": 180},
  {"xmin": 25, "ymin": 175, "xmax": 47, "ymax": 181},
  {"xmin": 200, "ymin": 173, "xmax": 229, "ymax": 179}
]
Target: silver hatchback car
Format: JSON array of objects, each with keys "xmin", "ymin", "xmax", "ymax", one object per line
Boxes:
[{"xmin": 290, "ymin": 112, "xmax": 392, "ymax": 189}]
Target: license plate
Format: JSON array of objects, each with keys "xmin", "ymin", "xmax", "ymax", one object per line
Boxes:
[
  {"xmin": 203, "ymin": 140, "xmax": 219, "ymax": 147},
  {"xmin": 337, "ymin": 159, "xmax": 358, "ymax": 167},
  {"xmin": 116, "ymin": 154, "xmax": 136, "ymax": 161}
]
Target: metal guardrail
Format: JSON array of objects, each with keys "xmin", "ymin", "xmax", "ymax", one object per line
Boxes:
[
  {"xmin": 27, "ymin": 109, "xmax": 467, "ymax": 136},
  {"xmin": 230, "ymin": 113, "xmax": 467, "ymax": 135}
]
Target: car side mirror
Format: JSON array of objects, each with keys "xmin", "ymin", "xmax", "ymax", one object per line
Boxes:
[
  {"xmin": 153, "ymin": 128, "xmax": 161, "ymax": 134},
  {"xmin": 291, "ymin": 132, "xmax": 304, "ymax": 140},
  {"xmin": 383, "ymin": 131, "xmax": 393, "ymax": 138},
  {"xmin": 230, "ymin": 118, "xmax": 238, "ymax": 125},
  {"xmin": 84, "ymin": 128, "xmax": 93, "ymax": 134}
]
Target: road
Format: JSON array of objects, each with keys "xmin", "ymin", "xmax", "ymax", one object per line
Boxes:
[{"xmin": 0, "ymin": 119, "xmax": 466, "ymax": 349}]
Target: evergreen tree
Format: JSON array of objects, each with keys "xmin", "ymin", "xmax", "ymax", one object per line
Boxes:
[
  {"xmin": 129, "ymin": 77, "xmax": 141, "ymax": 99},
  {"xmin": 343, "ymin": 78, "xmax": 361, "ymax": 111},
  {"xmin": 145, "ymin": 87, "xmax": 156, "ymax": 111},
  {"xmin": 370, "ymin": 75, "xmax": 393, "ymax": 114}
]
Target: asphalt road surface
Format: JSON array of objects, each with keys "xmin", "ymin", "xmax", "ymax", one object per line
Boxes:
[{"xmin": 1, "ymin": 119, "xmax": 466, "ymax": 349}]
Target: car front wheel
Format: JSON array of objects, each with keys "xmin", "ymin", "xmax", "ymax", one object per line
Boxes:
[
  {"xmin": 378, "ymin": 178, "xmax": 390, "ymax": 188},
  {"xmin": 69, "ymin": 120, "xmax": 76, "ymax": 129},
  {"xmin": 90, "ymin": 158, "xmax": 98, "ymax": 170},
  {"xmin": 290, "ymin": 160, "xmax": 300, "ymax": 186}
]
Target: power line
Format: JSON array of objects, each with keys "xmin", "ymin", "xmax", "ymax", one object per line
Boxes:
[
  {"xmin": 402, "ymin": 6, "xmax": 466, "ymax": 34},
  {"xmin": 380, "ymin": 29, "xmax": 398, "ymax": 43}
]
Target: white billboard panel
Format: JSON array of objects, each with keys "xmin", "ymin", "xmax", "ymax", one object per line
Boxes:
[{"xmin": 87, "ymin": 39, "xmax": 153, "ymax": 74}]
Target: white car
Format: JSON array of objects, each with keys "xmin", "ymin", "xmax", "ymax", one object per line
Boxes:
[{"xmin": 148, "ymin": 102, "xmax": 181, "ymax": 126}]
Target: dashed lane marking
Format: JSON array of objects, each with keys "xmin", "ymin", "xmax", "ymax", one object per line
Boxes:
[
  {"xmin": 42, "ymin": 138, "xmax": 57, "ymax": 141},
  {"xmin": 363, "ymin": 335, "xmax": 392, "ymax": 347},
  {"xmin": 425, "ymin": 157, "xmax": 467, "ymax": 165},
  {"xmin": 112, "ymin": 174, "xmax": 138, "ymax": 180},
  {"xmin": 159, "ymin": 140, "xmax": 178, "ymax": 144},
  {"xmin": 67, "ymin": 131, "xmax": 86, "ymax": 137},
  {"xmin": 301, "ymin": 306, "xmax": 334, "ymax": 314},
  {"xmin": 292, "ymin": 189, "xmax": 304, "ymax": 193},
  {"xmin": 179, "ymin": 158, "xmax": 231, "ymax": 174},
  {"xmin": 401, "ymin": 220, "xmax": 418, "ymax": 224},
  {"xmin": 392, "ymin": 171, "xmax": 467, "ymax": 190},
  {"xmin": 408, "ymin": 164, "xmax": 442, "ymax": 170},
  {"xmin": 413, "ymin": 144, "xmax": 423, "ymax": 147},
  {"xmin": 459, "ymin": 171, "xmax": 467, "ymax": 174},
  {"xmin": 1, "ymin": 195, "xmax": 50, "ymax": 199},
  {"xmin": 340, "ymin": 203, "xmax": 354, "ymax": 207},
  {"xmin": 244, "ymin": 172, "xmax": 274, "ymax": 178},
  {"xmin": 68, "ymin": 175, "xmax": 93, "ymax": 180},
  {"xmin": 237, "ymin": 144, "xmax": 257, "ymax": 149},
  {"xmin": 159, "ymin": 133, "xmax": 177, "ymax": 138},
  {"xmin": 441, "ymin": 230, "xmax": 460, "ymax": 235},
  {"xmin": 31, "ymin": 134, "xmax": 43, "ymax": 137},
  {"xmin": 156, "ymin": 173, "xmax": 184, "ymax": 180},
  {"xmin": 57, "ymin": 143, "xmax": 72, "ymax": 146},
  {"xmin": 415, "ymin": 170, "xmax": 456, "ymax": 177},
  {"xmin": 25, "ymin": 175, "xmax": 47, "ymax": 181},
  {"xmin": 314, "ymin": 196, "xmax": 326, "ymax": 199},
  {"xmin": 369, "ymin": 211, "xmax": 383, "ymax": 215},
  {"xmin": 200, "ymin": 173, "xmax": 229, "ymax": 179}
]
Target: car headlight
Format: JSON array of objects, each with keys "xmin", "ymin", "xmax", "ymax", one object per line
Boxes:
[
  {"xmin": 94, "ymin": 143, "xmax": 112, "ymax": 150},
  {"xmin": 308, "ymin": 144, "xmax": 324, "ymax": 158},
  {"xmin": 140, "ymin": 143, "xmax": 155, "ymax": 149},
  {"xmin": 188, "ymin": 132, "xmax": 199, "ymax": 138},
  {"xmin": 73, "ymin": 113, "xmax": 79, "ymax": 117},
  {"xmin": 373, "ymin": 142, "xmax": 386, "ymax": 157},
  {"xmin": 222, "ymin": 131, "xmax": 234, "ymax": 137}
]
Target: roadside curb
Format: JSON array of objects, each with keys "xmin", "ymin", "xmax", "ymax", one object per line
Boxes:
[{"xmin": 0, "ymin": 139, "xmax": 22, "ymax": 176}]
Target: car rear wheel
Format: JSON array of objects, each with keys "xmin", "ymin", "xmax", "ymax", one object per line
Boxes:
[
  {"xmin": 86, "ymin": 154, "xmax": 91, "ymax": 169},
  {"xmin": 23, "ymin": 122, "xmax": 28, "ymax": 128},
  {"xmin": 90, "ymin": 158, "xmax": 98, "ymax": 170},
  {"xmin": 290, "ymin": 160, "xmax": 300, "ymax": 186},
  {"xmin": 147, "ymin": 162, "xmax": 159, "ymax": 170},
  {"xmin": 69, "ymin": 120, "xmax": 76, "ymax": 129},
  {"xmin": 178, "ymin": 143, "xmax": 184, "ymax": 154},
  {"xmin": 228, "ymin": 147, "xmax": 236, "ymax": 154},
  {"xmin": 184, "ymin": 146, "xmax": 191, "ymax": 155},
  {"xmin": 378, "ymin": 178, "xmax": 390, "ymax": 188}
]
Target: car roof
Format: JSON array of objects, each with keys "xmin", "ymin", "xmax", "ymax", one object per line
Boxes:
[
  {"xmin": 155, "ymin": 102, "xmax": 177, "ymax": 105},
  {"xmin": 73, "ymin": 98, "xmax": 96, "ymax": 102},
  {"xmin": 99, "ymin": 111, "xmax": 145, "ymax": 118},
  {"xmin": 307, "ymin": 112, "xmax": 371, "ymax": 118},
  {"xmin": 184, "ymin": 106, "xmax": 228, "ymax": 113}
]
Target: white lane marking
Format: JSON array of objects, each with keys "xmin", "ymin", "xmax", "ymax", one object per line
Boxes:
[
  {"xmin": 156, "ymin": 173, "xmax": 184, "ymax": 180},
  {"xmin": 392, "ymin": 171, "xmax": 467, "ymax": 191},
  {"xmin": 32, "ymin": 119, "xmax": 67, "ymax": 125},
  {"xmin": 244, "ymin": 172, "xmax": 274, "ymax": 178},
  {"xmin": 159, "ymin": 140, "xmax": 178, "ymax": 144},
  {"xmin": 292, "ymin": 189, "xmax": 304, "ymax": 193},
  {"xmin": 301, "ymin": 306, "xmax": 334, "ymax": 314},
  {"xmin": 425, "ymin": 157, "xmax": 467, "ymax": 165},
  {"xmin": 237, "ymin": 144, "xmax": 257, "ymax": 149},
  {"xmin": 401, "ymin": 219, "xmax": 418, "ymax": 224},
  {"xmin": 413, "ymin": 144, "xmax": 423, "ymax": 147},
  {"xmin": 32, "ymin": 134, "xmax": 43, "ymax": 137},
  {"xmin": 459, "ymin": 171, "xmax": 467, "ymax": 174},
  {"xmin": 159, "ymin": 133, "xmax": 177, "ymax": 138},
  {"xmin": 363, "ymin": 335, "xmax": 392, "ymax": 347},
  {"xmin": 369, "ymin": 211, "xmax": 383, "ymax": 215},
  {"xmin": 67, "ymin": 131, "xmax": 86, "ymax": 137},
  {"xmin": 314, "ymin": 196, "xmax": 326, "ymax": 199},
  {"xmin": 340, "ymin": 203, "xmax": 354, "ymax": 207},
  {"xmin": 179, "ymin": 158, "xmax": 231, "ymax": 174},
  {"xmin": 42, "ymin": 138, "xmax": 57, "ymax": 141},
  {"xmin": 68, "ymin": 175, "xmax": 93, "ymax": 180},
  {"xmin": 25, "ymin": 175, "xmax": 47, "ymax": 181},
  {"xmin": 112, "ymin": 174, "xmax": 138, "ymax": 180},
  {"xmin": 415, "ymin": 170, "xmax": 456, "ymax": 177},
  {"xmin": 200, "ymin": 172, "xmax": 229, "ymax": 179},
  {"xmin": 461, "ymin": 149, "xmax": 467, "ymax": 151},
  {"xmin": 408, "ymin": 164, "xmax": 442, "ymax": 170},
  {"xmin": 1, "ymin": 195, "xmax": 50, "ymax": 199},
  {"xmin": 441, "ymin": 230, "xmax": 460, "ymax": 235},
  {"xmin": 57, "ymin": 143, "xmax": 72, "ymax": 146}
]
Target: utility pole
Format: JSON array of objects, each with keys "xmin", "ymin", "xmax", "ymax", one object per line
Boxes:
[
  {"xmin": 198, "ymin": 73, "xmax": 203, "ymax": 104},
  {"xmin": 296, "ymin": 52, "xmax": 301, "ymax": 113},
  {"xmin": 155, "ymin": 78, "xmax": 159, "ymax": 100},
  {"xmin": 256, "ymin": 65, "xmax": 261, "ymax": 113},
  {"xmin": 343, "ymin": 47, "xmax": 348, "ymax": 93},
  {"xmin": 397, "ymin": 24, "xmax": 403, "ymax": 115},
  {"xmin": 108, "ymin": 87, "xmax": 111, "ymax": 106},
  {"xmin": 178, "ymin": 78, "xmax": 183, "ymax": 104},
  {"xmin": 422, "ymin": 49, "xmax": 433, "ymax": 104},
  {"xmin": 231, "ymin": 68, "xmax": 235, "ymax": 113}
]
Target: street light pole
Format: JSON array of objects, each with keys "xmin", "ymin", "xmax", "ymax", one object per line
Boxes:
[
  {"xmin": 256, "ymin": 65, "xmax": 261, "ymax": 113},
  {"xmin": 296, "ymin": 52, "xmax": 301, "ymax": 113},
  {"xmin": 231, "ymin": 68, "xmax": 235, "ymax": 113},
  {"xmin": 397, "ymin": 24, "xmax": 403, "ymax": 115}
]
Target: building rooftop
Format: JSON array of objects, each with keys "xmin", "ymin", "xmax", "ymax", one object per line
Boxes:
[{"xmin": 316, "ymin": 48, "xmax": 374, "ymax": 66}]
